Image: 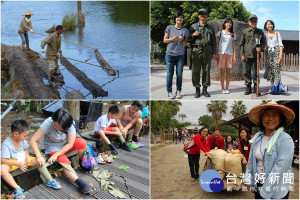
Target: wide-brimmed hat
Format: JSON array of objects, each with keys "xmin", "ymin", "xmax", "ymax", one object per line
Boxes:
[
  {"xmin": 23, "ymin": 10, "xmax": 34, "ymax": 16},
  {"xmin": 248, "ymin": 101, "xmax": 295, "ymax": 126}
]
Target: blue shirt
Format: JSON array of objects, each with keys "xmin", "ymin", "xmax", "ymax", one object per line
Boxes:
[
  {"xmin": 245, "ymin": 130, "xmax": 294, "ymax": 199},
  {"xmin": 1, "ymin": 136, "xmax": 28, "ymax": 159}
]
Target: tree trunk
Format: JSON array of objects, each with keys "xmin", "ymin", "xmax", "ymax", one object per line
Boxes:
[
  {"xmin": 94, "ymin": 49, "xmax": 117, "ymax": 76},
  {"xmin": 60, "ymin": 56, "xmax": 108, "ymax": 97},
  {"xmin": 63, "ymin": 101, "xmax": 80, "ymax": 121},
  {"xmin": 3, "ymin": 46, "xmax": 60, "ymax": 99}
]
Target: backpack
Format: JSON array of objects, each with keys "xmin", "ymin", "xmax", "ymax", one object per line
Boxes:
[
  {"xmin": 82, "ymin": 143, "xmax": 98, "ymax": 169},
  {"xmin": 183, "ymin": 140, "xmax": 197, "ymax": 153}
]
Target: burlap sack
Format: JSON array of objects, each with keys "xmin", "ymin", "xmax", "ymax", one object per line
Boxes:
[
  {"xmin": 209, "ymin": 148, "xmax": 227, "ymax": 179},
  {"xmin": 224, "ymin": 151, "xmax": 244, "ymax": 185}
]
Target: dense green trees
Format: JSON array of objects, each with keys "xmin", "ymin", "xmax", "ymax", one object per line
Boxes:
[{"xmin": 151, "ymin": 1, "xmax": 250, "ymax": 47}]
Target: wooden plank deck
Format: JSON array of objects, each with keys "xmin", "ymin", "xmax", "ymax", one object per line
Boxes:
[{"xmin": 24, "ymin": 136, "xmax": 150, "ymax": 199}]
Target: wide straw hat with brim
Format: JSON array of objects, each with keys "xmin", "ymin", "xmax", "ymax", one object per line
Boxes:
[
  {"xmin": 248, "ymin": 101, "xmax": 295, "ymax": 126},
  {"xmin": 23, "ymin": 10, "xmax": 34, "ymax": 16}
]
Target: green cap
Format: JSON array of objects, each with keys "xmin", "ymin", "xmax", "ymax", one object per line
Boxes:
[
  {"xmin": 248, "ymin": 14, "xmax": 258, "ymax": 21},
  {"xmin": 198, "ymin": 8, "xmax": 208, "ymax": 15}
]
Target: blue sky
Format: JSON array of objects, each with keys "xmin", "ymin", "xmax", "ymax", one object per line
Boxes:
[{"xmin": 241, "ymin": 0, "xmax": 299, "ymax": 30}]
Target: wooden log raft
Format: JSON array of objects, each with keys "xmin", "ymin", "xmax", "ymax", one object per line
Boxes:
[
  {"xmin": 3, "ymin": 47, "xmax": 59, "ymax": 99},
  {"xmin": 60, "ymin": 56, "xmax": 108, "ymax": 97},
  {"xmin": 94, "ymin": 49, "xmax": 118, "ymax": 76}
]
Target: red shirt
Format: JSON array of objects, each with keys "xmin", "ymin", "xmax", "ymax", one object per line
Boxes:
[
  {"xmin": 207, "ymin": 134, "xmax": 224, "ymax": 150},
  {"xmin": 188, "ymin": 134, "xmax": 210, "ymax": 154},
  {"xmin": 238, "ymin": 140, "xmax": 251, "ymax": 162}
]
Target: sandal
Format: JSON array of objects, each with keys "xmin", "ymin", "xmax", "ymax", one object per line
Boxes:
[
  {"xmin": 81, "ymin": 186, "xmax": 96, "ymax": 195},
  {"xmin": 97, "ymin": 154, "xmax": 106, "ymax": 165},
  {"xmin": 46, "ymin": 179, "xmax": 61, "ymax": 190},
  {"xmin": 13, "ymin": 188, "xmax": 25, "ymax": 199},
  {"xmin": 101, "ymin": 153, "xmax": 113, "ymax": 163}
]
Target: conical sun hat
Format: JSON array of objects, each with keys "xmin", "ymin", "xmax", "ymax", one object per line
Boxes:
[
  {"xmin": 23, "ymin": 10, "xmax": 34, "ymax": 16},
  {"xmin": 248, "ymin": 101, "xmax": 295, "ymax": 126}
]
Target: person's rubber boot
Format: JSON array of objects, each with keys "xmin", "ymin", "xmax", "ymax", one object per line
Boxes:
[
  {"xmin": 21, "ymin": 44, "xmax": 25, "ymax": 51},
  {"xmin": 109, "ymin": 143, "xmax": 119, "ymax": 155},
  {"xmin": 75, "ymin": 178, "xmax": 93, "ymax": 194},
  {"xmin": 26, "ymin": 43, "xmax": 31, "ymax": 51},
  {"xmin": 194, "ymin": 87, "xmax": 201, "ymax": 98},
  {"xmin": 120, "ymin": 142, "xmax": 133, "ymax": 152},
  {"xmin": 244, "ymin": 86, "xmax": 252, "ymax": 95},
  {"xmin": 202, "ymin": 87, "xmax": 211, "ymax": 97}
]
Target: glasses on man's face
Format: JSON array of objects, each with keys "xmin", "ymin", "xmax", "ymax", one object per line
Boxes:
[
  {"xmin": 176, "ymin": 16, "xmax": 184, "ymax": 19},
  {"xmin": 250, "ymin": 20, "xmax": 258, "ymax": 23}
]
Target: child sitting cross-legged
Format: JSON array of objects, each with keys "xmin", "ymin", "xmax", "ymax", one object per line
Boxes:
[
  {"xmin": 94, "ymin": 105, "xmax": 133, "ymax": 157},
  {"xmin": 1, "ymin": 120, "xmax": 59, "ymax": 199}
]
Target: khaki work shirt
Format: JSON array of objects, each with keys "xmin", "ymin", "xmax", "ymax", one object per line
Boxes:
[
  {"xmin": 189, "ymin": 22, "xmax": 216, "ymax": 55},
  {"xmin": 41, "ymin": 32, "xmax": 62, "ymax": 60},
  {"xmin": 18, "ymin": 17, "xmax": 33, "ymax": 33},
  {"xmin": 240, "ymin": 27, "xmax": 265, "ymax": 58}
]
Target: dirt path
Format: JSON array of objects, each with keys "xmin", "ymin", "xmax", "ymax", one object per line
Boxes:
[{"xmin": 151, "ymin": 142, "xmax": 299, "ymax": 199}]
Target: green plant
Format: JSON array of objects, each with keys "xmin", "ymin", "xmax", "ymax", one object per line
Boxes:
[
  {"xmin": 37, "ymin": 105, "xmax": 43, "ymax": 113},
  {"xmin": 62, "ymin": 13, "xmax": 77, "ymax": 31}
]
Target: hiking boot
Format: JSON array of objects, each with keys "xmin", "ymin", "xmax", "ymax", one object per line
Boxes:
[
  {"xmin": 202, "ymin": 87, "xmax": 211, "ymax": 97},
  {"xmin": 120, "ymin": 142, "xmax": 133, "ymax": 152},
  {"xmin": 244, "ymin": 86, "xmax": 252, "ymax": 95},
  {"xmin": 21, "ymin": 44, "xmax": 25, "ymax": 51},
  {"xmin": 194, "ymin": 87, "xmax": 200, "ymax": 98}
]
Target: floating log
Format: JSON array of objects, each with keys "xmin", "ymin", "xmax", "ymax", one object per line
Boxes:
[
  {"xmin": 2, "ymin": 46, "xmax": 59, "ymax": 99},
  {"xmin": 94, "ymin": 49, "xmax": 117, "ymax": 76},
  {"xmin": 60, "ymin": 56, "xmax": 108, "ymax": 97}
]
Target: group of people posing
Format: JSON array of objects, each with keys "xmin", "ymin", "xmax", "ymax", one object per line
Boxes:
[
  {"xmin": 185, "ymin": 101, "xmax": 295, "ymax": 199},
  {"xmin": 1, "ymin": 101, "xmax": 147, "ymax": 199},
  {"xmin": 164, "ymin": 8, "xmax": 286, "ymax": 99}
]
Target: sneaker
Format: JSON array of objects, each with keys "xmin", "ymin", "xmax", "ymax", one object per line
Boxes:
[
  {"xmin": 128, "ymin": 142, "xmax": 139, "ymax": 150},
  {"xmin": 120, "ymin": 142, "xmax": 133, "ymax": 152},
  {"xmin": 168, "ymin": 92, "xmax": 175, "ymax": 99},
  {"xmin": 225, "ymin": 89, "xmax": 230, "ymax": 94},
  {"xmin": 135, "ymin": 141, "xmax": 144, "ymax": 148},
  {"xmin": 175, "ymin": 91, "xmax": 182, "ymax": 99},
  {"xmin": 221, "ymin": 90, "xmax": 226, "ymax": 94}
]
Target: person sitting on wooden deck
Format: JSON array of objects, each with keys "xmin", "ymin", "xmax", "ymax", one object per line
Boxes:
[
  {"xmin": 94, "ymin": 105, "xmax": 133, "ymax": 155},
  {"xmin": 116, "ymin": 101, "xmax": 144, "ymax": 147},
  {"xmin": 30, "ymin": 108, "xmax": 94, "ymax": 194},
  {"xmin": 1, "ymin": 120, "xmax": 52, "ymax": 199}
]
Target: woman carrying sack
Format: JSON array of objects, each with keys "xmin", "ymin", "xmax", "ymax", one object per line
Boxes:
[
  {"xmin": 263, "ymin": 20, "xmax": 287, "ymax": 94},
  {"xmin": 186, "ymin": 127, "xmax": 212, "ymax": 182},
  {"xmin": 244, "ymin": 101, "xmax": 295, "ymax": 199}
]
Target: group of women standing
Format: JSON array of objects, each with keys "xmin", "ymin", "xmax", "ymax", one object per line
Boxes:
[
  {"xmin": 164, "ymin": 13, "xmax": 286, "ymax": 97},
  {"xmin": 186, "ymin": 101, "xmax": 295, "ymax": 199}
]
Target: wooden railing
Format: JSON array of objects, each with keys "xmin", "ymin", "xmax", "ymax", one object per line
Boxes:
[{"xmin": 260, "ymin": 53, "xmax": 299, "ymax": 71}]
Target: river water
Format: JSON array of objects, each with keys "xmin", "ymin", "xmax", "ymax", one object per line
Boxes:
[{"xmin": 1, "ymin": 1, "xmax": 149, "ymax": 99}]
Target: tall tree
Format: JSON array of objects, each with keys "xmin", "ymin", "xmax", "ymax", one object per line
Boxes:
[
  {"xmin": 151, "ymin": 101, "xmax": 182, "ymax": 135},
  {"xmin": 198, "ymin": 114, "xmax": 214, "ymax": 128},
  {"xmin": 206, "ymin": 101, "xmax": 227, "ymax": 128},
  {"xmin": 178, "ymin": 113, "xmax": 187, "ymax": 122},
  {"xmin": 230, "ymin": 100, "xmax": 247, "ymax": 118}
]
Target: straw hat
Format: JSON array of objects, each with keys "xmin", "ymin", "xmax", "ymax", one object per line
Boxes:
[
  {"xmin": 23, "ymin": 10, "xmax": 34, "ymax": 16},
  {"xmin": 248, "ymin": 101, "xmax": 295, "ymax": 126}
]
